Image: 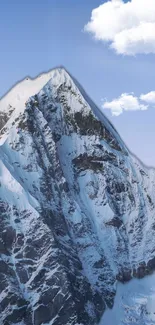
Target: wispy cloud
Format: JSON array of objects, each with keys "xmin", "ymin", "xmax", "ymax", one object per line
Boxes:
[
  {"xmin": 140, "ymin": 91, "xmax": 155, "ymax": 104},
  {"xmin": 84, "ymin": 0, "xmax": 155, "ymax": 56},
  {"xmin": 102, "ymin": 93, "xmax": 148, "ymax": 116}
]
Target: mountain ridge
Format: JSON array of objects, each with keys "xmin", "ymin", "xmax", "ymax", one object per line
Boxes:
[{"xmin": 1, "ymin": 66, "xmax": 154, "ymax": 168}]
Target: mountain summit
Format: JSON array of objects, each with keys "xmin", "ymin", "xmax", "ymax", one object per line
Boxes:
[{"xmin": 0, "ymin": 68, "xmax": 155, "ymax": 325}]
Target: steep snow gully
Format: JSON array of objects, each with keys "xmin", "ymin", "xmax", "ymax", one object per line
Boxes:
[{"xmin": 0, "ymin": 67, "xmax": 155, "ymax": 325}]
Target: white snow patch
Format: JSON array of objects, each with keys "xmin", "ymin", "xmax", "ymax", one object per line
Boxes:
[{"xmin": 100, "ymin": 273, "xmax": 155, "ymax": 325}]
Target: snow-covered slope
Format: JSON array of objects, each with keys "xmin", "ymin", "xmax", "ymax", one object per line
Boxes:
[
  {"xmin": 0, "ymin": 67, "xmax": 155, "ymax": 325},
  {"xmin": 0, "ymin": 70, "xmax": 62, "ymax": 113},
  {"xmin": 100, "ymin": 273, "xmax": 155, "ymax": 325}
]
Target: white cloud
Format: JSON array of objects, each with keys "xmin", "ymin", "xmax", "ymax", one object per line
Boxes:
[
  {"xmin": 84, "ymin": 0, "xmax": 155, "ymax": 55},
  {"xmin": 102, "ymin": 93, "xmax": 148, "ymax": 116},
  {"xmin": 140, "ymin": 91, "xmax": 155, "ymax": 103}
]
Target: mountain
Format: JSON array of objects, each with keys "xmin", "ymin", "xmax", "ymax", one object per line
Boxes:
[{"xmin": 0, "ymin": 67, "xmax": 155, "ymax": 325}]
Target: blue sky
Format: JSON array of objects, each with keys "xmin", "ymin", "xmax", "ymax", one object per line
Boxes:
[{"xmin": 1, "ymin": 0, "xmax": 155, "ymax": 166}]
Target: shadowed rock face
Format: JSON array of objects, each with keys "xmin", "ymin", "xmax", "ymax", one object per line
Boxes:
[
  {"xmin": 0, "ymin": 68, "xmax": 155, "ymax": 325},
  {"xmin": 0, "ymin": 106, "xmax": 14, "ymax": 134},
  {"xmin": 0, "ymin": 112, "xmax": 8, "ymax": 130}
]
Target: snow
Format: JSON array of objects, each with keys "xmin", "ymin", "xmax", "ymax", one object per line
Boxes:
[
  {"xmin": 0, "ymin": 68, "xmax": 69, "ymax": 115},
  {"xmin": 100, "ymin": 273, "xmax": 155, "ymax": 325}
]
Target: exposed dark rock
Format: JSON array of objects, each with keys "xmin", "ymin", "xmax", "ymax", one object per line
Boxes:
[
  {"xmin": 4, "ymin": 306, "xmax": 27, "ymax": 324},
  {"xmin": 73, "ymin": 153, "xmax": 103, "ymax": 173},
  {"xmin": 33, "ymin": 305, "xmax": 51, "ymax": 325},
  {"xmin": 105, "ymin": 217, "xmax": 123, "ymax": 228},
  {"xmin": 0, "ymin": 112, "xmax": 9, "ymax": 130}
]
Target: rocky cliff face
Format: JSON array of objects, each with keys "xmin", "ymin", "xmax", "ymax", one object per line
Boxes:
[{"xmin": 0, "ymin": 68, "xmax": 155, "ymax": 325}]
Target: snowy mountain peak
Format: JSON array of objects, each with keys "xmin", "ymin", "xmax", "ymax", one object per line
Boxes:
[
  {"xmin": 1, "ymin": 69, "xmax": 155, "ymax": 325},
  {"xmin": 0, "ymin": 67, "xmax": 127, "ymax": 155},
  {"xmin": 0, "ymin": 67, "xmax": 69, "ymax": 114}
]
